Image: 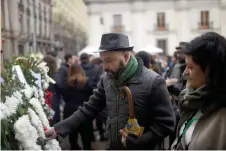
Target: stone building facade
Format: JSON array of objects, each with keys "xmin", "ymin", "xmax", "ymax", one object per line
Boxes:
[
  {"xmin": 85, "ymin": 0, "xmax": 226, "ymax": 55},
  {"xmin": 1, "ymin": 0, "xmax": 53, "ymax": 61}
]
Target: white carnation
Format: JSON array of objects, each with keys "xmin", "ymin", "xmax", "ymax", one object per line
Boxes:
[
  {"xmin": 0, "ymin": 103, "xmax": 10, "ymax": 120},
  {"xmin": 16, "ymin": 57, "xmax": 27, "ymax": 61},
  {"xmin": 32, "ymin": 86, "xmax": 39, "ymax": 99},
  {"xmin": 23, "ymin": 85, "xmax": 33, "ymax": 99},
  {"xmin": 12, "ymin": 91, "xmax": 23, "ymax": 104},
  {"xmin": 38, "ymin": 89, "xmax": 44, "ymax": 98},
  {"xmin": 29, "ymin": 98, "xmax": 50, "ymax": 129},
  {"xmin": 45, "ymin": 139, "xmax": 61, "ymax": 150},
  {"xmin": 5, "ymin": 96, "xmax": 20, "ymax": 114},
  {"xmin": 14, "ymin": 115, "xmax": 42, "ymax": 150},
  {"xmin": 28, "ymin": 108, "xmax": 45, "ymax": 137},
  {"xmin": 36, "ymin": 52, "xmax": 44, "ymax": 60},
  {"xmin": 40, "ymin": 98, "xmax": 45, "ymax": 104},
  {"xmin": 47, "ymin": 77, "xmax": 56, "ymax": 84},
  {"xmin": 43, "ymin": 83, "xmax": 49, "ymax": 90},
  {"xmin": 12, "ymin": 73, "xmax": 16, "ymax": 80},
  {"xmin": 30, "ymin": 53, "xmax": 35, "ymax": 58},
  {"xmin": 37, "ymin": 62, "xmax": 47, "ymax": 69},
  {"xmin": 42, "ymin": 67, "xmax": 49, "ymax": 74}
]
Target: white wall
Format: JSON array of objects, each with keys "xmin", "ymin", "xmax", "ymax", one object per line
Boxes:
[{"xmin": 86, "ymin": 0, "xmax": 225, "ymax": 56}]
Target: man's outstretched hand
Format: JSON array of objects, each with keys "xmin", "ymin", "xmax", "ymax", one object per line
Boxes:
[{"xmin": 45, "ymin": 127, "xmax": 58, "ymax": 139}]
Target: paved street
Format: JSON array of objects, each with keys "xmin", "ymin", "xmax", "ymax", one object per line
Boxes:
[
  {"xmin": 59, "ymin": 103, "xmax": 107, "ymax": 150},
  {"xmin": 59, "ymin": 131, "xmax": 107, "ymax": 150}
]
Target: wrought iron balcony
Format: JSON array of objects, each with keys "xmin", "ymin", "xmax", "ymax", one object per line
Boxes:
[
  {"xmin": 111, "ymin": 25, "xmax": 125, "ymax": 32},
  {"xmin": 198, "ymin": 21, "xmax": 213, "ymax": 30},
  {"xmin": 154, "ymin": 23, "xmax": 169, "ymax": 31}
]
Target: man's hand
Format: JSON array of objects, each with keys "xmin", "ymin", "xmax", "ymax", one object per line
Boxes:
[
  {"xmin": 45, "ymin": 127, "xmax": 57, "ymax": 139},
  {"xmin": 166, "ymin": 78, "xmax": 178, "ymax": 87},
  {"xmin": 120, "ymin": 129, "xmax": 128, "ymax": 148}
]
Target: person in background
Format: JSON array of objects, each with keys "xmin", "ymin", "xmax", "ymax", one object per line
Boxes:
[
  {"xmin": 150, "ymin": 54, "xmax": 163, "ymax": 75},
  {"xmin": 46, "ymin": 51, "xmax": 58, "ymax": 59},
  {"xmin": 46, "ymin": 51, "xmax": 61, "ymax": 69},
  {"xmin": 91, "ymin": 57, "xmax": 108, "ymax": 141},
  {"xmin": 80, "ymin": 53, "xmax": 102, "ymax": 141},
  {"xmin": 167, "ymin": 42, "xmax": 187, "ymax": 96},
  {"xmin": 62, "ymin": 63, "xmax": 94, "ymax": 150},
  {"xmin": 165, "ymin": 42, "xmax": 188, "ymax": 145},
  {"xmin": 80, "ymin": 53, "xmax": 101, "ymax": 88},
  {"xmin": 45, "ymin": 33, "xmax": 175, "ymax": 150},
  {"xmin": 166, "ymin": 55, "xmax": 173, "ymax": 68},
  {"xmin": 43, "ymin": 55, "xmax": 61, "ymax": 125},
  {"xmin": 171, "ymin": 32, "xmax": 226, "ymax": 150},
  {"xmin": 72, "ymin": 55, "xmax": 80, "ymax": 64},
  {"xmin": 135, "ymin": 51, "xmax": 151, "ymax": 69},
  {"xmin": 57, "ymin": 53, "xmax": 73, "ymax": 90},
  {"xmin": 91, "ymin": 57, "xmax": 104, "ymax": 74},
  {"xmin": 135, "ymin": 51, "xmax": 162, "ymax": 75},
  {"xmin": 164, "ymin": 51, "xmax": 179, "ymax": 79}
]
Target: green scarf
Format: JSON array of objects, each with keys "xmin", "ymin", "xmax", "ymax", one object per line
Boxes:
[{"xmin": 114, "ymin": 56, "xmax": 138, "ymax": 86}]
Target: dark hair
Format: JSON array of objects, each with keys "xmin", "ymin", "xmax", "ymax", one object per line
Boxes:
[
  {"xmin": 68, "ymin": 63, "xmax": 87, "ymax": 88},
  {"xmin": 43, "ymin": 55, "xmax": 57, "ymax": 75},
  {"xmin": 80, "ymin": 53, "xmax": 89, "ymax": 64},
  {"xmin": 46, "ymin": 51, "xmax": 58, "ymax": 58},
  {"xmin": 64, "ymin": 53, "xmax": 72, "ymax": 62},
  {"xmin": 184, "ymin": 32, "xmax": 226, "ymax": 95},
  {"xmin": 91, "ymin": 57, "xmax": 103, "ymax": 65},
  {"xmin": 174, "ymin": 51, "xmax": 179, "ymax": 58},
  {"xmin": 135, "ymin": 51, "xmax": 151, "ymax": 68}
]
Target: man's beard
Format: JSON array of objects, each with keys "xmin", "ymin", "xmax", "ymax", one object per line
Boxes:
[{"xmin": 105, "ymin": 61, "xmax": 126, "ymax": 79}]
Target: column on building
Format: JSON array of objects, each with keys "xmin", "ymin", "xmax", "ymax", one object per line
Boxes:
[
  {"xmin": 175, "ymin": 0, "xmax": 190, "ymax": 42},
  {"xmin": 36, "ymin": 0, "xmax": 40, "ymax": 38},
  {"xmin": 220, "ymin": 0, "xmax": 226, "ymax": 36},
  {"xmin": 9, "ymin": 0, "xmax": 20, "ymax": 57},
  {"xmin": 87, "ymin": 11, "xmax": 102, "ymax": 46},
  {"xmin": 22, "ymin": 0, "xmax": 27, "ymax": 36},
  {"xmin": 2, "ymin": 0, "xmax": 10, "ymax": 60},
  {"xmin": 46, "ymin": 4, "xmax": 49, "ymax": 39},
  {"xmin": 41, "ymin": 1, "xmax": 45, "ymax": 39},
  {"xmin": 131, "ymin": 1, "xmax": 146, "ymax": 49}
]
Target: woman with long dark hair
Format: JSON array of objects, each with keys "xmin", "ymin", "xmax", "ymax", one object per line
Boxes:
[
  {"xmin": 171, "ymin": 32, "xmax": 226, "ymax": 150},
  {"xmin": 62, "ymin": 63, "xmax": 94, "ymax": 150}
]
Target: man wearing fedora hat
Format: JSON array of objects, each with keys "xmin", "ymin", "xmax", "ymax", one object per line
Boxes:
[{"xmin": 45, "ymin": 33, "xmax": 175, "ymax": 149}]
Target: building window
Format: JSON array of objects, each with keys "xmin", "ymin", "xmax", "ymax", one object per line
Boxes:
[
  {"xmin": 157, "ymin": 12, "xmax": 166, "ymax": 30},
  {"xmin": 112, "ymin": 14, "xmax": 123, "ymax": 32},
  {"xmin": 200, "ymin": 11, "xmax": 209, "ymax": 29},
  {"xmin": 100, "ymin": 17, "xmax": 104, "ymax": 25},
  {"xmin": 18, "ymin": 45, "xmax": 24, "ymax": 55},
  {"xmin": 157, "ymin": 39, "xmax": 167, "ymax": 54}
]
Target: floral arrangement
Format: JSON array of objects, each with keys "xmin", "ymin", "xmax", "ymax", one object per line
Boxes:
[{"xmin": 1, "ymin": 53, "xmax": 61, "ymax": 150}]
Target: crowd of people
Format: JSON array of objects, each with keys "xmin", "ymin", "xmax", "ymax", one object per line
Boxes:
[{"xmin": 43, "ymin": 31, "xmax": 226, "ymax": 150}]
